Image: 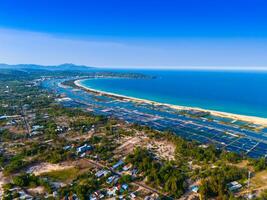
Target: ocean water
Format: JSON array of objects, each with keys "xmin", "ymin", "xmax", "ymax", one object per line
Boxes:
[{"xmin": 80, "ymin": 70, "xmax": 267, "ymax": 118}]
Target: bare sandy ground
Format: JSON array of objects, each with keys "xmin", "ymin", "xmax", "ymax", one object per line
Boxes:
[
  {"xmin": 27, "ymin": 162, "xmax": 73, "ymax": 176},
  {"xmin": 27, "ymin": 186, "xmax": 45, "ymax": 195},
  {"xmin": 149, "ymin": 140, "xmax": 175, "ymax": 161},
  {"xmin": 116, "ymin": 132, "xmax": 175, "ymax": 161},
  {"xmin": 75, "ymin": 80, "xmax": 267, "ymax": 127},
  {"xmin": 115, "ymin": 136, "xmax": 143, "ymax": 155}
]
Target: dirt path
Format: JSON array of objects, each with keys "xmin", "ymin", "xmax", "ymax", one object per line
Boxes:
[{"xmin": 0, "ymin": 172, "xmax": 9, "ymax": 199}]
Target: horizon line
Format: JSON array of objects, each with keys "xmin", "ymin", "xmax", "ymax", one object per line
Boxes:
[
  {"xmin": 97, "ymin": 66, "xmax": 267, "ymax": 71},
  {"xmin": 1, "ymin": 62, "xmax": 267, "ymax": 71}
]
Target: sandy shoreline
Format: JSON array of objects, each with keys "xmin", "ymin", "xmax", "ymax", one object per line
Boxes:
[{"xmin": 74, "ymin": 79, "xmax": 267, "ymax": 127}]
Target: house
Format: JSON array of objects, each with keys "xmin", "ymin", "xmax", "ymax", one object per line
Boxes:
[
  {"xmin": 72, "ymin": 194, "xmax": 79, "ymax": 200},
  {"xmin": 32, "ymin": 125, "xmax": 44, "ymax": 131},
  {"xmin": 107, "ymin": 175, "xmax": 119, "ymax": 184},
  {"xmin": 18, "ymin": 190, "xmax": 33, "ymax": 200},
  {"xmin": 190, "ymin": 185, "xmax": 199, "ymax": 193},
  {"xmin": 130, "ymin": 192, "xmax": 136, "ymax": 199},
  {"xmin": 131, "ymin": 168, "xmax": 138, "ymax": 176},
  {"xmin": 144, "ymin": 194, "xmax": 158, "ymax": 200},
  {"xmin": 52, "ymin": 191, "xmax": 58, "ymax": 198},
  {"xmin": 0, "ymin": 115, "xmax": 7, "ymax": 120},
  {"xmin": 121, "ymin": 183, "xmax": 129, "ymax": 191},
  {"xmin": 106, "ymin": 175, "xmax": 116, "ymax": 184},
  {"xmin": 123, "ymin": 163, "xmax": 132, "ymax": 171},
  {"xmin": 22, "ymin": 104, "xmax": 30, "ymax": 110},
  {"xmin": 89, "ymin": 194, "xmax": 97, "ymax": 200},
  {"xmin": 55, "ymin": 126, "xmax": 67, "ymax": 134},
  {"xmin": 6, "ymin": 119, "xmax": 17, "ymax": 126},
  {"xmin": 92, "ymin": 191, "xmax": 105, "ymax": 199},
  {"xmin": 112, "ymin": 160, "xmax": 124, "ymax": 170},
  {"xmin": 76, "ymin": 144, "xmax": 92, "ymax": 154},
  {"xmin": 107, "ymin": 186, "xmax": 118, "ymax": 196},
  {"xmin": 227, "ymin": 181, "xmax": 242, "ymax": 192},
  {"xmin": 29, "ymin": 131, "xmax": 41, "ymax": 137},
  {"xmin": 80, "ymin": 153, "xmax": 86, "ymax": 158},
  {"xmin": 95, "ymin": 170, "xmax": 110, "ymax": 178},
  {"xmin": 63, "ymin": 145, "xmax": 72, "ymax": 151},
  {"xmin": 43, "ymin": 114, "xmax": 50, "ymax": 119},
  {"xmin": 113, "ymin": 176, "xmax": 119, "ymax": 184}
]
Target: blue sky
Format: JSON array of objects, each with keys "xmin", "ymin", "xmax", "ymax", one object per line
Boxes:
[{"xmin": 0, "ymin": 0, "xmax": 267, "ymax": 68}]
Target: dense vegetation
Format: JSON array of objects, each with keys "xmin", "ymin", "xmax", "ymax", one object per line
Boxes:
[
  {"xmin": 126, "ymin": 147, "xmax": 187, "ymax": 198},
  {"xmin": 199, "ymin": 165, "xmax": 247, "ymax": 199}
]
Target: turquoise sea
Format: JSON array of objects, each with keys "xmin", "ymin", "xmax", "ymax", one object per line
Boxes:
[{"xmin": 80, "ymin": 70, "xmax": 267, "ymax": 118}]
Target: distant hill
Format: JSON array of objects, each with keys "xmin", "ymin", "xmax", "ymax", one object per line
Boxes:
[{"xmin": 0, "ymin": 63, "xmax": 94, "ymax": 71}]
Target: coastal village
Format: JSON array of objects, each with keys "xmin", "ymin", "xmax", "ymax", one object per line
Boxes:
[
  {"xmin": 0, "ymin": 68, "xmax": 267, "ymax": 200},
  {"xmin": 2, "ymin": 0, "xmax": 267, "ymax": 199}
]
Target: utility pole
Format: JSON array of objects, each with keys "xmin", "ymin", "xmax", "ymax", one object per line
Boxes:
[{"xmin": 247, "ymin": 171, "xmax": 251, "ymax": 199}]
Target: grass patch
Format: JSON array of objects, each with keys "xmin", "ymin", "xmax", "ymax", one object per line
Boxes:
[{"xmin": 40, "ymin": 167, "xmax": 79, "ymax": 183}]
